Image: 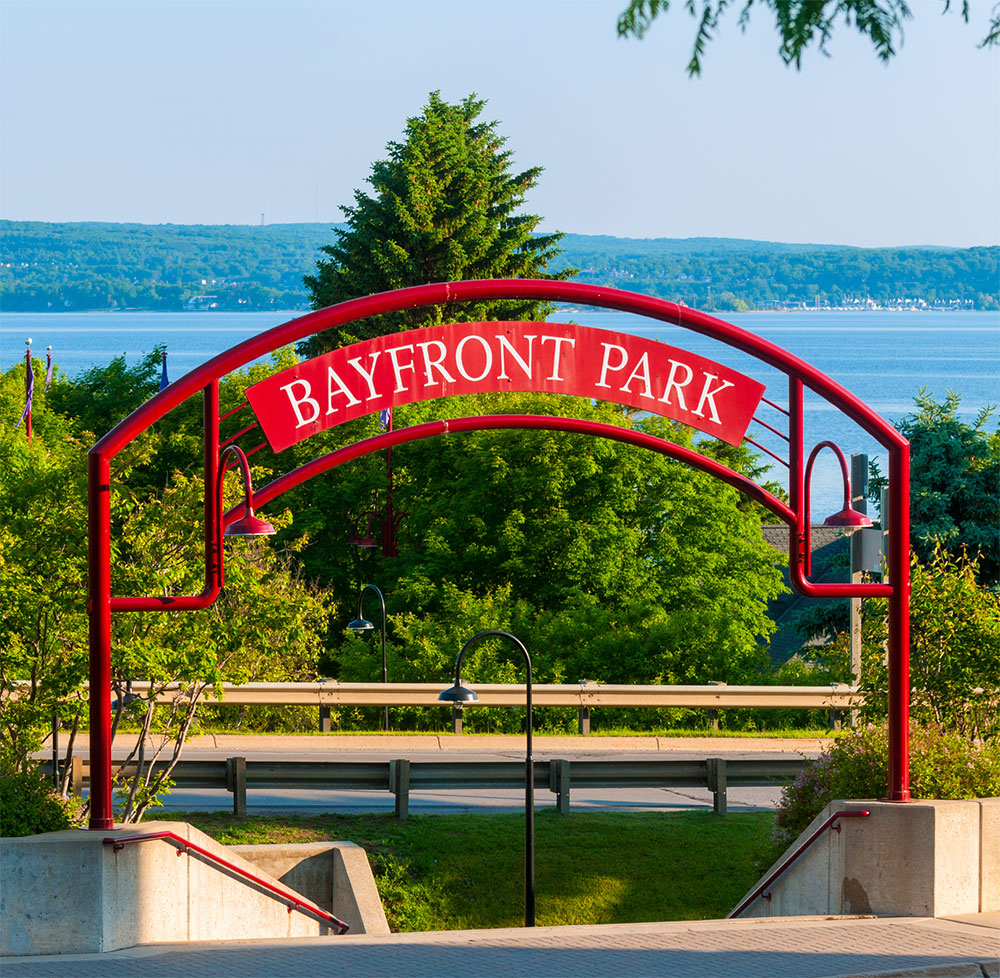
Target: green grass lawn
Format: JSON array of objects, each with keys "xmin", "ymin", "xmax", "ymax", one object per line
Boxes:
[{"xmin": 161, "ymin": 809, "xmax": 773, "ymax": 931}]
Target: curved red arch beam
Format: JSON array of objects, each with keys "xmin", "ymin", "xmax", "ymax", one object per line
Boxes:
[
  {"xmin": 251, "ymin": 414, "xmax": 797, "ymax": 524},
  {"xmin": 91, "ymin": 279, "xmax": 907, "ymax": 458}
]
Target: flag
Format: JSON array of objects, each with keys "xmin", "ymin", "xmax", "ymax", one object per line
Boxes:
[
  {"xmin": 159, "ymin": 350, "xmax": 169, "ymax": 391},
  {"xmin": 44, "ymin": 347, "xmax": 53, "ymax": 392},
  {"xmin": 379, "ymin": 406, "xmax": 392, "ymax": 430},
  {"xmin": 15, "ymin": 357, "xmax": 34, "ymax": 430}
]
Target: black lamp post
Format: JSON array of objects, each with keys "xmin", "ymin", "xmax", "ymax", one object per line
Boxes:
[
  {"xmin": 439, "ymin": 630, "xmax": 535, "ymax": 927},
  {"xmin": 347, "ymin": 584, "xmax": 389, "ymax": 731}
]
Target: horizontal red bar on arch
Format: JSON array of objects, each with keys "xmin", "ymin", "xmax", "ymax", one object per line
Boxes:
[{"xmin": 245, "ymin": 321, "xmax": 766, "ymax": 452}]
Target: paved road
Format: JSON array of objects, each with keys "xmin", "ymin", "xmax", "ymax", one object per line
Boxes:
[
  {"xmin": 149, "ymin": 781, "xmax": 784, "ymax": 815},
  {"xmin": 4, "ymin": 914, "xmax": 997, "ymax": 978},
  {"xmin": 68, "ymin": 732, "xmax": 818, "ymax": 814}
]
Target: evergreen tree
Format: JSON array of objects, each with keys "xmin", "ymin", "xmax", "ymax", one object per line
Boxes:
[{"xmin": 302, "ymin": 92, "xmax": 573, "ymax": 354}]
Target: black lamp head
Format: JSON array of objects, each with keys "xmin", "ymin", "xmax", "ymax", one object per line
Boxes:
[{"xmin": 438, "ymin": 680, "xmax": 479, "ymax": 703}]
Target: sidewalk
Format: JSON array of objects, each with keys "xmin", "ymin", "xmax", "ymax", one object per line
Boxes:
[{"xmin": 3, "ymin": 913, "xmax": 996, "ymax": 978}]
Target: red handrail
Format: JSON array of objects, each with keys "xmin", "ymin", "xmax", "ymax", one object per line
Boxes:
[
  {"xmin": 103, "ymin": 831, "xmax": 350, "ymax": 934},
  {"xmin": 727, "ymin": 809, "xmax": 869, "ymax": 918}
]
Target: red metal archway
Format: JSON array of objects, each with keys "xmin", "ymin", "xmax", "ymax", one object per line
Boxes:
[{"xmin": 88, "ymin": 279, "xmax": 910, "ymax": 828}]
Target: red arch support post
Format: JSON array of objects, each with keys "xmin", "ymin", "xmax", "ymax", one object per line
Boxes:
[{"xmin": 87, "ymin": 280, "xmax": 910, "ymax": 828}]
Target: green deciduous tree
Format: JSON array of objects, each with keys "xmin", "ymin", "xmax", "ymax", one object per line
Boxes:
[
  {"xmin": 325, "ymin": 392, "xmax": 786, "ymax": 728},
  {"xmin": 0, "ymin": 369, "xmax": 90, "ymax": 779},
  {"xmin": 617, "ymin": 1, "xmax": 999, "ymax": 76},
  {"xmin": 302, "ymin": 92, "xmax": 573, "ymax": 353},
  {"xmin": 1, "ymin": 357, "xmax": 337, "ymax": 821},
  {"xmin": 871, "ymin": 391, "xmax": 999, "ymax": 585}
]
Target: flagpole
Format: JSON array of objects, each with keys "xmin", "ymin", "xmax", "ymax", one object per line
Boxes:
[
  {"xmin": 24, "ymin": 338, "xmax": 33, "ymax": 444},
  {"xmin": 384, "ymin": 408, "xmax": 396, "ymax": 557}
]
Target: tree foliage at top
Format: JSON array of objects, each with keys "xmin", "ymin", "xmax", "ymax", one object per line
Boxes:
[
  {"xmin": 302, "ymin": 93, "xmax": 573, "ymax": 354},
  {"xmin": 617, "ymin": 1, "xmax": 999, "ymax": 76}
]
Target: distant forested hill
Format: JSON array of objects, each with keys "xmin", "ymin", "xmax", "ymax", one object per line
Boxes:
[{"xmin": 1, "ymin": 221, "xmax": 996, "ymax": 312}]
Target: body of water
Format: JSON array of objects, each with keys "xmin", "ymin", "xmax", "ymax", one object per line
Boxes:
[{"xmin": 3, "ymin": 307, "xmax": 998, "ymax": 516}]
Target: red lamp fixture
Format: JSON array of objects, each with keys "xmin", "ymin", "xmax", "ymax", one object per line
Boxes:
[
  {"xmin": 805, "ymin": 440, "xmax": 873, "ymax": 529},
  {"xmin": 218, "ymin": 445, "xmax": 275, "ymax": 538}
]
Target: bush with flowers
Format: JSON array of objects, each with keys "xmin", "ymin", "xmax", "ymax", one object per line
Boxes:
[{"xmin": 756, "ymin": 721, "xmax": 1000, "ymax": 871}]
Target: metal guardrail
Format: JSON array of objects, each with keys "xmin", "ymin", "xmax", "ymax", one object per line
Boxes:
[
  {"xmin": 73, "ymin": 755, "xmax": 807, "ymax": 818},
  {"xmin": 97, "ymin": 681, "xmax": 863, "ymax": 734}
]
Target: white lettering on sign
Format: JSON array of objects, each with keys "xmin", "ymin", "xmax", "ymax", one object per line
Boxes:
[
  {"xmin": 693, "ymin": 373, "xmax": 736, "ymax": 425},
  {"xmin": 496, "ymin": 334, "xmax": 535, "ymax": 381},
  {"xmin": 540, "ymin": 335, "xmax": 575, "ymax": 381},
  {"xmin": 621, "ymin": 351, "xmax": 653, "ymax": 399},
  {"xmin": 346, "ymin": 352, "xmax": 383, "ymax": 401},
  {"xmin": 416, "ymin": 340, "xmax": 457, "ymax": 386},
  {"xmin": 280, "ymin": 379, "xmax": 321, "ymax": 428},
  {"xmin": 596, "ymin": 343, "xmax": 628, "ymax": 389},
  {"xmin": 386, "ymin": 345, "xmax": 416, "ymax": 393},
  {"xmin": 659, "ymin": 359, "xmax": 694, "ymax": 411},
  {"xmin": 246, "ymin": 322, "xmax": 766, "ymax": 453},
  {"xmin": 455, "ymin": 334, "xmax": 494, "ymax": 382},
  {"xmin": 326, "ymin": 367, "xmax": 361, "ymax": 416}
]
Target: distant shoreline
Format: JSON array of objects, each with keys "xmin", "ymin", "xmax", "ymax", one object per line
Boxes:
[
  {"xmin": 3, "ymin": 305, "xmax": 990, "ymax": 317},
  {"xmin": 3, "ymin": 221, "xmax": 996, "ymax": 314}
]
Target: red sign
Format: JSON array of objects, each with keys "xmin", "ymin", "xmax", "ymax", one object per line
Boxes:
[{"xmin": 244, "ymin": 322, "xmax": 766, "ymax": 452}]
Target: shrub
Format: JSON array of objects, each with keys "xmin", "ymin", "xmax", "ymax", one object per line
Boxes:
[
  {"xmin": 861, "ymin": 549, "xmax": 1000, "ymax": 742},
  {"xmin": 0, "ymin": 764, "xmax": 84, "ymax": 837},
  {"xmin": 756, "ymin": 722, "xmax": 1000, "ymax": 870}
]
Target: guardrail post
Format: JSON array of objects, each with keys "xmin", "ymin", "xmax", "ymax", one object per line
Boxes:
[
  {"xmin": 707, "ymin": 680, "xmax": 726, "ymax": 731},
  {"xmin": 319, "ymin": 705, "xmax": 331, "ymax": 733},
  {"xmin": 578, "ymin": 706, "xmax": 591, "ymax": 736},
  {"xmin": 451, "ymin": 705, "xmax": 462, "ymax": 735},
  {"xmin": 707, "ymin": 757, "xmax": 727, "ymax": 816},
  {"xmin": 390, "ymin": 759, "xmax": 410, "ymax": 819},
  {"xmin": 226, "ymin": 756, "xmax": 247, "ymax": 816},
  {"xmin": 829, "ymin": 708, "xmax": 843, "ymax": 732},
  {"xmin": 71, "ymin": 755, "xmax": 83, "ymax": 799},
  {"xmin": 549, "ymin": 759, "xmax": 570, "ymax": 814}
]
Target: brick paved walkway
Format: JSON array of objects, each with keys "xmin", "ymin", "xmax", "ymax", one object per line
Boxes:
[{"xmin": 3, "ymin": 914, "xmax": 997, "ymax": 978}]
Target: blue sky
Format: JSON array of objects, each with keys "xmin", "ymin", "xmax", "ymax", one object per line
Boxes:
[{"xmin": 1, "ymin": 0, "xmax": 998, "ymax": 247}]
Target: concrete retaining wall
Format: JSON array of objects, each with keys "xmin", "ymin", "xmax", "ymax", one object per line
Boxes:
[
  {"xmin": 735, "ymin": 797, "xmax": 999, "ymax": 918},
  {"xmin": 1, "ymin": 821, "xmax": 387, "ymax": 956},
  {"xmin": 230, "ymin": 841, "xmax": 389, "ymax": 935}
]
